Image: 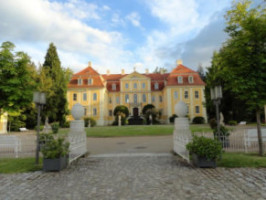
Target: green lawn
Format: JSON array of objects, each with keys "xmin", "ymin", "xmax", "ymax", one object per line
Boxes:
[
  {"xmin": 0, "ymin": 158, "xmax": 42, "ymax": 174},
  {"xmin": 218, "ymin": 152, "xmax": 266, "ymax": 168},
  {"xmin": 80, "ymin": 124, "xmax": 212, "ymax": 137}
]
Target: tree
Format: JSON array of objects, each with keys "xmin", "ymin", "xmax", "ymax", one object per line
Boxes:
[
  {"xmin": 42, "ymin": 43, "xmax": 70, "ymax": 125},
  {"xmin": 0, "ymin": 41, "xmax": 36, "ymax": 116},
  {"xmin": 113, "ymin": 105, "xmax": 129, "ymax": 117},
  {"xmin": 153, "ymin": 67, "xmax": 168, "ymax": 74},
  {"xmin": 197, "ymin": 63, "xmax": 206, "ymax": 81},
  {"xmin": 210, "ymin": 0, "xmax": 266, "ymax": 155}
]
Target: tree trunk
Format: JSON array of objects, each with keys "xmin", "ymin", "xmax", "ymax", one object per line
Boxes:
[{"xmin": 256, "ymin": 109, "xmax": 263, "ymax": 156}]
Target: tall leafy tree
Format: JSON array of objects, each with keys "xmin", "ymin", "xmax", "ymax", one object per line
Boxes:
[
  {"xmin": 210, "ymin": 0, "xmax": 266, "ymax": 155},
  {"xmin": 42, "ymin": 43, "xmax": 71, "ymax": 125},
  {"xmin": 0, "ymin": 41, "xmax": 36, "ymax": 116}
]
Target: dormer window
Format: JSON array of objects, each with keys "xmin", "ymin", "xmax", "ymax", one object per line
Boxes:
[
  {"xmin": 177, "ymin": 76, "xmax": 183, "ymax": 84},
  {"xmin": 112, "ymin": 83, "xmax": 116, "ymax": 90},
  {"xmin": 88, "ymin": 78, "xmax": 93, "ymax": 85},
  {"xmin": 78, "ymin": 78, "xmax": 83, "ymax": 85},
  {"xmin": 188, "ymin": 76, "xmax": 194, "ymax": 83},
  {"xmin": 154, "ymin": 82, "xmax": 159, "ymax": 90}
]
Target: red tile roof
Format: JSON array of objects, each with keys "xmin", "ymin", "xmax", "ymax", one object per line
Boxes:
[{"xmin": 68, "ymin": 64, "xmax": 205, "ymax": 89}]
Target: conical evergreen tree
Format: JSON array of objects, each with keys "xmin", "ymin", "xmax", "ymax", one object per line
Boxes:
[{"xmin": 42, "ymin": 43, "xmax": 68, "ymax": 125}]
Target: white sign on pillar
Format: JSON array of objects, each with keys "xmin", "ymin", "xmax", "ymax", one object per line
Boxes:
[{"xmin": 173, "ymin": 101, "xmax": 192, "ymax": 162}]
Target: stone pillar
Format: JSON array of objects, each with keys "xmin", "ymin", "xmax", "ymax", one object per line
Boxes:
[
  {"xmin": 173, "ymin": 101, "xmax": 192, "ymax": 162},
  {"xmin": 68, "ymin": 103, "xmax": 87, "ymax": 163}
]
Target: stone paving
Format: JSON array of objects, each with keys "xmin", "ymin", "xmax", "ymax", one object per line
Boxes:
[{"xmin": 1, "ymin": 154, "xmax": 266, "ymax": 200}]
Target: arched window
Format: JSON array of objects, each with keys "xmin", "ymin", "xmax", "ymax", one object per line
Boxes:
[
  {"xmin": 125, "ymin": 94, "xmax": 129, "ymax": 103},
  {"xmin": 142, "ymin": 94, "xmax": 146, "ymax": 102},
  {"xmin": 134, "ymin": 94, "xmax": 138, "ymax": 103}
]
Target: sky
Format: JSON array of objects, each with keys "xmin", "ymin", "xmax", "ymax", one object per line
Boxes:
[{"xmin": 0, "ymin": 0, "xmax": 264, "ymax": 74}]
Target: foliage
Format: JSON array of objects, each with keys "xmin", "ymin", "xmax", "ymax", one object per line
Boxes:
[
  {"xmin": 35, "ymin": 125, "xmax": 44, "ymax": 131},
  {"xmin": 0, "ymin": 41, "xmax": 36, "ymax": 116},
  {"xmin": 209, "ymin": 118, "xmax": 217, "ymax": 129},
  {"xmin": 61, "ymin": 120, "xmax": 70, "ymax": 128},
  {"xmin": 113, "ymin": 105, "xmax": 129, "ymax": 117},
  {"xmin": 217, "ymin": 152, "xmax": 266, "ymax": 168},
  {"xmin": 142, "ymin": 104, "xmax": 155, "ymax": 115},
  {"xmin": 169, "ymin": 114, "xmax": 178, "ymax": 123},
  {"xmin": 213, "ymin": 125, "xmax": 230, "ymax": 137},
  {"xmin": 84, "ymin": 117, "xmax": 96, "ymax": 127},
  {"xmin": 112, "ymin": 113, "xmax": 128, "ymax": 126},
  {"xmin": 41, "ymin": 43, "xmax": 72, "ymax": 125},
  {"xmin": 51, "ymin": 122, "xmax": 59, "ymax": 134},
  {"xmin": 228, "ymin": 120, "xmax": 237, "ymax": 126},
  {"xmin": 145, "ymin": 108, "xmax": 161, "ymax": 124},
  {"xmin": 153, "ymin": 67, "xmax": 167, "ymax": 74},
  {"xmin": 192, "ymin": 116, "xmax": 205, "ymax": 124},
  {"xmin": 186, "ymin": 136, "xmax": 223, "ymax": 160},
  {"xmin": 0, "ymin": 158, "xmax": 42, "ymax": 174},
  {"xmin": 41, "ymin": 133, "xmax": 69, "ymax": 159}
]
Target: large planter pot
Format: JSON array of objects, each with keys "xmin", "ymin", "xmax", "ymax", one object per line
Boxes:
[
  {"xmin": 43, "ymin": 156, "xmax": 68, "ymax": 172},
  {"xmin": 192, "ymin": 154, "xmax": 216, "ymax": 168}
]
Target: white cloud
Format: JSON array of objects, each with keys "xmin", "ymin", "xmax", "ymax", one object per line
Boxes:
[
  {"xmin": 126, "ymin": 12, "xmax": 141, "ymax": 27},
  {"xmin": 0, "ymin": 0, "xmax": 134, "ymax": 73}
]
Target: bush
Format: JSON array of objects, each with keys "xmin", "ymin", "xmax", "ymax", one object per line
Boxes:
[
  {"xmin": 228, "ymin": 120, "xmax": 237, "ymax": 126},
  {"xmin": 35, "ymin": 125, "xmax": 44, "ymax": 131},
  {"xmin": 192, "ymin": 116, "xmax": 205, "ymax": 124},
  {"xmin": 142, "ymin": 104, "xmax": 155, "ymax": 115},
  {"xmin": 169, "ymin": 114, "xmax": 178, "ymax": 123},
  {"xmin": 213, "ymin": 125, "xmax": 230, "ymax": 137},
  {"xmin": 145, "ymin": 108, "xmax": 161, "ymax": 124},
  {"xmin": 112, "ymin": 114, "xmax": 128, "ymax": 126},
  {"xmin": 41, "ymin": 133, "xmax": 69, "ymax": 159},
  {"xmin": 51, "ymin": 122, "xmax": 59, "ymax": 134},
  {"xmin": 84, "ymin": 117, "xmax": 96, "ymax": 127},
  {"xmin": 209, "ymin": 118, "xmax": 217, "ymax": 129},
  {"xmin": 113, "ymin": 105, "xmax": 129, "ymax": 117},
  {"xmin": 61, "ymin": 121, "xmax": 70, "ymax": 128},
  {"xmin": 186, "ymin": 136, "xmax": 222, "ymax": 160}
]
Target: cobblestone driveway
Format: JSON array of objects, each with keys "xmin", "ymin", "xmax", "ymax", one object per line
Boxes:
[{"xmin": 1, "ymin": 154, "xmax": 266, "ymax": 200}]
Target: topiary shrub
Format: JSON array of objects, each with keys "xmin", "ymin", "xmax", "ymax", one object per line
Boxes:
[
  {"xmin": 113, "ymin": 105, "xmax": 129, "ymax": 117},
  {"xmin": 84, "ymin": 117, "xmax": 96, "ymax": 127},
  {"xmin": 142, "ymin": 104, "xmax": 155, "ymax": 115},
  {"xmin": 51, "ymin": 122, "xmax": 59, "ymax": 134},
  {"xmin": 228, "ymin": 120, "xmax": 237, "ymax": 126},
  {"xmin": 169, "ymin": 114, "xmax": 178, "ymax": 123},
  {"xmin": 192, "ymin": 116, "xmax": 205, "ymax": 124}
]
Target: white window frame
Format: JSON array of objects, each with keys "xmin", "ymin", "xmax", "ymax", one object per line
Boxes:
[
  {"xmin": 195, "ymin": 106, "xmax": 200, "ymax": 114},
  {"xmin": 116, "ymin": 96, "xmax": 119, "ymax": 104},
  {"xmin": 125, "ymin": 83, "xmax": 129, "ymax": 89},
  {"xmin": 93, "ymin": 93, "xmax": 97, "ymax": 101},
  {"xmin": 125, "ymin": 94, "xmax": 129, "ymax": 103},
  {"xmin": 83, "ymin": 93, "xmax": 87, "ymax": 101},
  {"xmin": 188, "ymin": 76, "xmax": 194, "ymax": 83},
  {"xmin": 93, "ymin": 108, "xmax": 97, "ymax": 116},
  {"xmin": 142, "ymin": 83, "xmax": 146, "ymax": 89},
  {"xmin": 78, "ymin": 78, "xmax": 83, "ymax": 85},
  {"xmin": 195, "ymin": 91, "xmax": 199, "ymax": 98},
  {"xmin": 88, "ymin": 78, "xmax": 93, "ymax": 85},
  {"xmin": 152, "ymin": 96, "xmax": 155, "ymax": 102},
  {"xmin": 73, "ymin": 93, "xmax": 77, "ymax": 101},
  {"xmin": 154, "ymin": 82, "xmax": 159, "ymax": 90},
  {"xmin": 134, "ymin": 94, "xmax": 138, "ymax": 103},
  {"xmin": 177, "ymin": 76, "xmax": 183, "ymax": 84},
  {"xmin": 184, "ymin": 91, "xmax": 189, "ymax": 99},
  {"xmin": 134, "ymin": 83, "xmax": 137, "ymax": 89},
  {"xmin": 174, "ymin": 91, "xmax": 178, "ymax": 99},
  {"xmin": 142, "ymin": 94, "xmax": 146, "ymax": 102},
  {"xmin": 112, "ymin": 83, "xmax": 116, "ymax": 90}
]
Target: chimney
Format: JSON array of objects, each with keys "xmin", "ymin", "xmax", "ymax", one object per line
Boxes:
[
  {"xmin": 176, "ymin": 59, "xmax": 182, "ymax": 65},
  {"xmin": 106, "ymin": 69, "xmax": 110, "ymax": 75},
  {"xmin": 121, "ymin": 69, "xmax": 125, "ymax": 75},
  {"xmin": 88, "ymin": 61, "xmax": 92, "ymax": 67},
  {"xmin": 145, "ymin": 69, "xmax": 149, "ymax": 74}
]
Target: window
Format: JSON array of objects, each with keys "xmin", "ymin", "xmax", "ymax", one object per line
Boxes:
[
  {"xmin": 109, "ymin": 110, "xmax": 112, "ymax": 116},
  {"xmin": 159, "ymin": 96, "xmax": 163, "ymax": 103},
  {"xmin": 142, "ymin": 94, "xmax": 146, "ymax": 102},
  {"xmin": 112, "ymin": 83, "xmax": 116, "ymax": 90},
  {"xmin": 134, "ymin": 83, "xmax": 137, "ymax": 89},
  {"xmin": 195, "ymin": 106, "xmax": 200, "ymax": 114},
  {"xmin": 154, "ymin": 82, "xmax": 159, "ymax": 90},
  {"xmin": 116, "ymin": 96, "xmax": 120, "ymax": 104},
  {"xmin": 125, "ymin": 94, "xmax": 129, "ymax": 103},
  {"xmin": 134, "ymin": 94, "xmax": 137, "ymax": 103},
  {"xmin": 184, "ymin": 91, "xmax": 189, "ymax": 99},
  {"xmin": 84, "ymin": 108, "xmax": 87, "ymax": 116},
  {"xmin": 152, "ymin": 96, "xmax": 155, "ymax": 102},
  {"xmin": 178, "ymin": 76, "xmax": 183, "ymax": 84},
  {"xmin": 78, "ymin": 78, "xmax": 83, "ymax": 85},
  {"xmin": 195, "ymin": 91, "xmax": 199, "ymax": 98},
  {"xmin": 125, "ymin": 83, "xmax": 129, "ymax": 89},
  {"xmin": 73, "ymin": 93, "xmax": 77, "ymax": 101},
  {"xmin": 174, "ymin": 91, "xmax": 178, "ymax": 99},
  {"xmin": 93, "ymin": 93, "xmax": 97, "ymax": 101},
  {"xmin": 88, "ymin": 78, "xmax": 93, "ymax": 85},
  {"xmin": 83, "ymin": 93, "xmax": 87, "ymax": 101},
  {"xmin": 142, "ymin": 83, "xmax": 146, "ymax": 89},
  {"xmin": 93, "ymin": 108, "xmax": 97, "ymax": 116},
  {"xmin": 109, "ymin": 97, "xmax": 112, "ymax": 104},
  {"xmin": 188, "ymin": 76, "xmax": 194, "ymax": 83}
]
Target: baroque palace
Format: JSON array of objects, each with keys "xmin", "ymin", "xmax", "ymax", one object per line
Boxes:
[{"xmin": 67, "ymin": 60, "xmax": 207, "ymax": 125}]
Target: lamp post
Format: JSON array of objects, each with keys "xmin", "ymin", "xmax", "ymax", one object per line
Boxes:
[
  {"xmin": 210, "ymin": 86, "xmax": 223, "ymax": 138},
  {"xmin": 33, "ymin": 92, "xmax": 46, "ymax": 165}
]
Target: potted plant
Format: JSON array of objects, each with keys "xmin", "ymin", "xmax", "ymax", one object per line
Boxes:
[
  {"xmin": 41, "ymin": 133, "xmax": 69, "ymax": 172},
  {"xmin": 186, "ymin": 136, "xmax": 222, "ymax": 168}
]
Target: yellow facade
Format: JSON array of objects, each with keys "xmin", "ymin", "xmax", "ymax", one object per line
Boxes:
[{"xmin": 67, "ymin": 63, "xmax": 207, "ymax": 125}]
